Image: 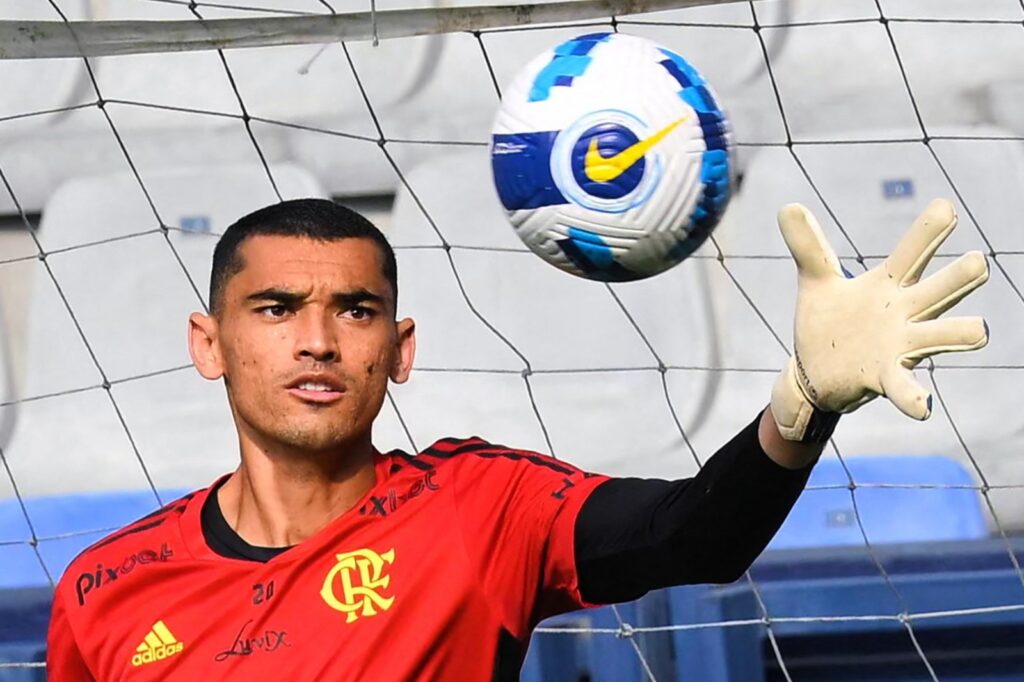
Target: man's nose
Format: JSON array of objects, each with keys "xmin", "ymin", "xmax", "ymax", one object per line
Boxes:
[{"xmin": 294, "ymin": 310, "xmax": 339, "ymax": 362}]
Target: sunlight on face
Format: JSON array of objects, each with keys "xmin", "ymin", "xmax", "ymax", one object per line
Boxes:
[{"xmin": 204, "ymin": 235, "xmax": 413, "ymax": 454}]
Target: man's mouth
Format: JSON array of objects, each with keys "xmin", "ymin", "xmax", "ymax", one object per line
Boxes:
[{"xmin": 287, "ymin": 377, "xmax": 345, "ymax": 404}]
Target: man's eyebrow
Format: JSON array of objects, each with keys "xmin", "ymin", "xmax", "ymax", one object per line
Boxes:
[
  {"xmin": 244, "ymin": 288, "xmax": 388, "ymax": 308},
  {"xmin": 245, "ymin": 288, "xmax": 307, "ymax": 304},
  {"xmin": 333, "ymin": 289, "xmax": 386, "ymax": 308}
]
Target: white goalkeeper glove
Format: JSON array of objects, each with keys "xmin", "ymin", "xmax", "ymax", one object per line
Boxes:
[{"xmin": 770, "ymin": 198, "xmax": 990, "ymax": 443}]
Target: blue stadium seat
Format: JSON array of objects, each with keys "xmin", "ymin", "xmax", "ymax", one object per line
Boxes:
[
  {"xmin": 768, "ymin": 455, "xmax": 987, "ymax": 549},
  {"xmin": 0, "ymin": 490, "xmax": 190, "ymax": 679},
  {"xmin": 0, "ymin": 489, "xmax": 190, "ymax": 589},
  {"xmin": 522, "ymin": 596, "xmax": 675, "ymax": 682},
  {"xmin": 669, "ymin": 455, "xmax": 1002, "ymax": 682},
  {"xmin": 668, "ymin": 537, "xmax": 1024, "ymax": 682},
  {"xmin": 0, "ymin": 642, "xmax": 45, "ymax": 682},
  {"xmin": 0, "ymin": 588, "xmax": 50, "ymax": 682}
]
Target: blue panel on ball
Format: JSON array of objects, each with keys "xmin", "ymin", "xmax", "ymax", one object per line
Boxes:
[
  {"xmin": 658, "ymin": 48, "xmax": 707, "ymax": 88},
  {"xmin": 681, "ymin": 87, "xmax": 715, "ymax": 114},
  {"xmin": 655, "ymin": 47, "xmax": 731, "ymax": 259},
  {"xmin": 528, "ymin": 34, "xmax": 611, "ymax": 102},
  {"xmin": 491, "ymin": 132, "xmax": 568, "ymax": 211},
  {"xmin": 566, "ymin": 227, "xmax": 608, "ymax": 246},
  {"xmin": 659, "ymin": 58, "xmax": 694, "ymax": 89},
  {"xmin": 670, "ymin": 147, "xmax": 731, "ymax": 261},
  {"xmin": 557, "ymin": 227, "xmax": 634, "ymax": 280},
  {"xmin": 667, "ymin": 150, "xmax": 731, "ymax": 263},
  {"xmin": 529, "ymin": 55, "xmax": 591, "ymax": 102},
  {"xmin": 557, "ymin": 227, "xmax": 639, "ymax": 281},
  {"xmin": 697, "ymin": 111, "xmax": 729, "ymax": 152},
  {"xmin": 566, "ymin": 226, "xmax": 614, "ymax": 267},
  {"xmin": 575, "ymin": 32, "xmax": 614, "ymax": 42},
  {"xmin": 700, "ymin": 149, "xmax": 729, "ymax": 183}
]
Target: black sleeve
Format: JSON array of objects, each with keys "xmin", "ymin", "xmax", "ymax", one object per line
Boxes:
[{"xmin": 574, "ymin": 411, "xmax": 814, "ymax": 604}]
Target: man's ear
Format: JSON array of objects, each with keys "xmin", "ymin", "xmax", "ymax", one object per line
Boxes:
[
  {"xmin": 390, "ymin": 317, "xmax": 416, "ymax": 384},
  {"xmin": 188, "ymin": 312, "xmax": 225, "ymax": 381}
]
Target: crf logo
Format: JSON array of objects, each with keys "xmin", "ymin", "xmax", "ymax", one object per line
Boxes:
[{"xmin": 320, "ymin": 548, "xmax": 395, "ymax": 623}]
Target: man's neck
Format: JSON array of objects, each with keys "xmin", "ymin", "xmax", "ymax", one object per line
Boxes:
[{"xmin": 217, "ymin": 435, "xmax": 377, "ymax": 548}]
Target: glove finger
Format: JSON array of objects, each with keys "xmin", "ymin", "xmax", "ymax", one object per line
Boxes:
[
  {"xmin": 904, "ymin": 316, "xmax": 989, "ymax": 363},
  {"xmin": 881, "ymin": 365, "xmax": 933, "ymax": 421},
  {"xmin": 777, "ymin": 203, "xmax": 842, "ymax": 281},
  {"xmin": 885, "ymin": 198, "xmax": 957, "ymax": 286},
  {"xmin": 908, "ymin": 251, "xmax": 989, "ymax": 321}
]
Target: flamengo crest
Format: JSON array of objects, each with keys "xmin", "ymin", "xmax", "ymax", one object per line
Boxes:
[{"xmin": 320, "ymin": 548, "xmax": 395, "ymax": 623}]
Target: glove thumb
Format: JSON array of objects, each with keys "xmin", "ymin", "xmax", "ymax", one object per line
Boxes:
[{"xmin": 778, "ymin": 204, "xmax": 843, "ymax": 281}]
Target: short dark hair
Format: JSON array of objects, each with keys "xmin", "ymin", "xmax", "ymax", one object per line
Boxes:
[{"xmin": 209, "ymin": 198, "xmax": 397, "ymax": 315}]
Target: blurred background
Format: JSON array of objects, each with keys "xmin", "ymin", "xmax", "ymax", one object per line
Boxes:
[{"xmin": 1, "ymin": 0, "xmax": 1024, "ymax": 679}]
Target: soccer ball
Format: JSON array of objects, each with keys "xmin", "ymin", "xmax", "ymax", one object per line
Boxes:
[{"xmin": 490, "ymin": 32, "xmax": 732, "ymax": 281}]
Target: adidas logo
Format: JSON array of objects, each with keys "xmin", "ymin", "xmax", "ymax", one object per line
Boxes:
[{"xmin": 131, "ymin": 620, "xmax": 184, "ymax": 667}]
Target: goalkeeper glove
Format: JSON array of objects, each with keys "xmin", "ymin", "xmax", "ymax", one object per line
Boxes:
[{"xmin": 770, "ymin": 198, "xmax": 990, "ymax": 443}]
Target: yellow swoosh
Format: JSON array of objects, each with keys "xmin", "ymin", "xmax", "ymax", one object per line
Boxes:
[{"xmin": 584, "ymin": 117, "xmax": 687, "ymax": 184}]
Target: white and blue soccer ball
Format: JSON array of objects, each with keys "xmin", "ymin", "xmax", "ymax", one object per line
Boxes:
[{"xmin": 490, "ymin": 32, "xmax": 732, "ymax": 281}]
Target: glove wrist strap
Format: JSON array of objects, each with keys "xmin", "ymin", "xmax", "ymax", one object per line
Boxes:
[{"xmin": 770, "ymin": 359, "xmax": 840, "ymax": 444}]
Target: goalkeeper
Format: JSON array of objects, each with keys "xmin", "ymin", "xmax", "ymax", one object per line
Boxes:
[{"xmin": 47, "ymin": 198, "xmax": 988, "ymax": 680}]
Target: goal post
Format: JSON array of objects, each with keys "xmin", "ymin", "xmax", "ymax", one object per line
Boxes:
[{"xmin": 0, "ymin": 0, "xmax": 733, "ymax": 59}]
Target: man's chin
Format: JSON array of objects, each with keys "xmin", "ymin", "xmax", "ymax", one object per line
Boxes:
[
  {"xmin": 270, "ymin": 424, "xmax": 365, "ymax": 454},
  {"xmin": 234, "ymin": 402, "xmax": 369, "ymax": 454}
]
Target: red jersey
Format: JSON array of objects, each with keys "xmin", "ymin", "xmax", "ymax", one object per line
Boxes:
[{"xmin": 47, "ymin": 438, "xmax": 609, "ymax": 681}]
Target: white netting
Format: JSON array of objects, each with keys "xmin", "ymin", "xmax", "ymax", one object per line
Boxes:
[{"xmin": 2, "ymin": 0, "xmax": 1024, "ymax": 679}]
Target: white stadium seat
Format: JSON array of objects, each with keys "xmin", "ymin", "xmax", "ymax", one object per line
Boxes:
[{"xmin": 1, "ymin": 163, "xmax": 325, "ymax": 505}]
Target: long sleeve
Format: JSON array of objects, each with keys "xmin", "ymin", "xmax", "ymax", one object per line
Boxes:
[{"xmin": 574, "ymin": 410, "xmax": 813, "ymax": 604}]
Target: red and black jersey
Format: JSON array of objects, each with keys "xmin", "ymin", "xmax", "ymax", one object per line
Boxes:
[
  {"xmin": 47, "ymin": 438, "xmax": 609, "ymax": 681},
  {"xmin": 49, "ymin": 413, "xmax": 815, "ymax": 680}
]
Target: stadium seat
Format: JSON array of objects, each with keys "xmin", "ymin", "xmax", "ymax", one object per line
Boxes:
[
  {"xmin": 0, "ymin": 163, "xmax": 326, "ymax": 583},
  {"xmin": 768, "ymin": 454, "xmax": 987, "ymax": 549},
  {"xmin": 522, "ymin": 596, "xmax": 674, "ymax": 682},
  {"xmin": 668, "ymin": 536, "xmax": 1024, "ymax": 681},
  {"xmin": 0, "ymin": 302, "xmax": 13, "ymax": 457},
  {"xmin": 0, "ymin": 587, "xmax": 52, "ymax": 682},
  {"xmin": 669, "ymin": 454, "xmax": 997, "ymax": 682},
  {"xmin": 0, "ymin": 641, "xmax": 44, "ymax": 682},
  {"xmin": 0, "ymin": 488, "xmax": 190, "ymax": 589}
]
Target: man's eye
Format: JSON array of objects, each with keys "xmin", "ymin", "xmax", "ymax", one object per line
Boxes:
[
  {"xmin": 258, "ymin": 305, "xmax": 289, "ymax": 318},
  {"xmin": 346, "ymin": 306, "xmax": 374, "ymax": 320}
]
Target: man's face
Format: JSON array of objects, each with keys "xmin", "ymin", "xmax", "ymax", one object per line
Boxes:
[{"xmin": 189, "ymin": 235, "xmax": 414, "ymax": 454}]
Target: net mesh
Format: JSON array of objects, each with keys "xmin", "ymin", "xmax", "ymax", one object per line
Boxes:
[{"xmin": 2, "ymin": 0, "xmax": 1024, "ymax": 679}]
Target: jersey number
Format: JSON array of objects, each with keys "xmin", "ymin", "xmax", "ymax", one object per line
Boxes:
[{"xmin": 252, "ymin": 580, "xmax": 276, "ymax": 605}]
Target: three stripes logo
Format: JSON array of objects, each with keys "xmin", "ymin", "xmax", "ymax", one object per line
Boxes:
[{"xmin": 131, "ymin": 620, "xmax": 184, "ymax": 667}]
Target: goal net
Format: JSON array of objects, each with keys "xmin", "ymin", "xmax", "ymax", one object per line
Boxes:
[{"xmin": 1, "ymin": 0, "xmax": 1023, "ymax": 679}]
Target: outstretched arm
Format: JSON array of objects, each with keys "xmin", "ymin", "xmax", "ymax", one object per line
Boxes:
[
  {"xmin": 575, "ymin": 407, "xmax": 819, "ymax": 604},
  {"xmin": 573, "ymin": 199, "xmax": 989, "ymax": 605}
]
